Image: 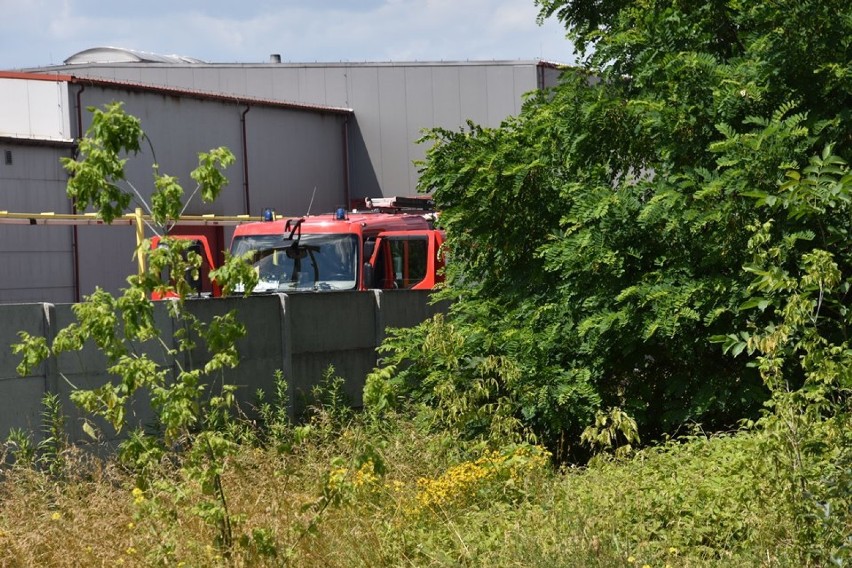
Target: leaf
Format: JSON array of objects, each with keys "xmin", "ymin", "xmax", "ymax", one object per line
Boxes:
[{"xmin": 82, "ymin": 421, "xmax": 98, "ymax": 440}]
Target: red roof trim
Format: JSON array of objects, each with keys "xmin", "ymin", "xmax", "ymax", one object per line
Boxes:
[{"xmin": 0, "ymin": 71, "xmax": 73, "ymax": 82}]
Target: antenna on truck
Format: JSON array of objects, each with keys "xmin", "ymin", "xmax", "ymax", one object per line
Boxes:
[{"xmin": 306, "ymin": 186, "xmax": 317, "ymax": 216}]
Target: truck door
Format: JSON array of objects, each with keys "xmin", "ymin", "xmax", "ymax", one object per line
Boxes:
[
  {"xmin": 368, "ymin": 230, "xmax": 445, "ymax": 290},
  {"xmin": 150, "ymin": 234, "xmax": 221, "ymax": 298}
]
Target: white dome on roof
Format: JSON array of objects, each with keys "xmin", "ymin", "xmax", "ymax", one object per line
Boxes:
[{"xmin": 64, "ymin": 47, "xmax": 206, "ymax": 65}]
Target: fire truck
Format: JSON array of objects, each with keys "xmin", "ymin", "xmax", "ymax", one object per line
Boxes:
[
  {"xmin": 230, "ymin": 197, "xmax": 445, "ymax": 294},
  {"xmin": 1, "ymin": 197, "xmax": 445, "ymax": 298},
  {"xmin": 156, "ymin": 196, "xmax": 445, "ymax": 296}
]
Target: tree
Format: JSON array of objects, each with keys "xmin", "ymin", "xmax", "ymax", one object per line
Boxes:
[
  {"xmin": 367, "ymin": 0, "xmax": 851, "ymax": 456},
  {"xmin": 14, "ymin": 102, "xmax": 258, "ymax": 551}
]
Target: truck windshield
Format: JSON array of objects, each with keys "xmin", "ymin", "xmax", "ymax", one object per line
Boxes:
[{"xmin": 231, "ymin": 234, "xmax": 359, "ymax": 292}]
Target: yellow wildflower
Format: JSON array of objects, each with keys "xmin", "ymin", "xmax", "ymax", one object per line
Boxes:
[
  {"xmin": 353, "ymin": 460, "xmax": 379, "ymax": 487},
  {"xmin": 627, "ymin": 557, "xmax": 636, "ymax": 564},
  {"xmin": 50, "ymin": 512, "xmax": 61, "ymax": 521},
  {"xmin": 126, "ymin": 547, "xmax": 137, "ymax": 555},
  {"xmin": 668, "ymin": 546, "xmax": 679, "ymax": 555},
  {"xmin": 131, "ymin": 487, "xmax": 146, "ymax": 505}
]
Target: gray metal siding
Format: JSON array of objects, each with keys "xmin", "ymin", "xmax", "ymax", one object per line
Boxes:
[
  {"xmin": 246, "ymin": 108, "xmax": 347, "ymax": 215},
  {"xmin": 404, "ymin": 66, "xmax": 436, "ymax": 192},
  {"xmin": 0, "ymin": 145, "xmax": 76, "ymax": 303},
  {"xmin": 7, "ymin": 84, "xmax": 349, "ymax": 300},
  {"xmin": 78, "ymin": 85, "xmax": 344, "ymax": 296},
  {"xmin": 347, "ymin": 67, "xmax": 383, "ymax": 198},
  {"xmin": 45, "ymin": 62, "xmax": 546, "ymax": 199},
  {"xmin": 377, "ymin": 67, "xmax": 410, "ymax": 194}
]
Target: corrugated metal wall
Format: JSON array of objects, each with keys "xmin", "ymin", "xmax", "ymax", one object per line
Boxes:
[
  {"xmin": 1, "ymin": 61, "xmax": 566, "ymax": 302},
  {"xmin": 43, "ymin": 61, "xmax": 557, "ymax": 198},
  {"xmin": 0, "ymin": 144, "xmax": 77, "ymax": 302},
  {"xmin": 0, "ymin": 82, "xmax": 348, "ymax": 302},
  {"xmin": 69, "ymin": 84, "xmax": 348, "ymax": 297}
]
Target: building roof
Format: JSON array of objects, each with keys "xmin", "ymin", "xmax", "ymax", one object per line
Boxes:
[
  {"xmin": 64, "ymin": 47, "xmax": 207, "ymax": 65},
  {"xmin": 0, "ymin": 71, "xmax": 353, "ymax": 116}
]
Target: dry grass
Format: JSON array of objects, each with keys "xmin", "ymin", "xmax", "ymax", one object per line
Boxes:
[{"xmin": 0, "ymin": 413, "xmax": 842, "ymax": 567}]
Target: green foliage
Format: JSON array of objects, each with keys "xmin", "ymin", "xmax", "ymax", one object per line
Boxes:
[
  {"xmin": 368, "ymin": 0, "xmax": 851, "ymax": 457},
  {"xmin": 62, "ymin": 102, "xmax": 142, "ymax": 223},
  {"xmin": 11, "ymin": 332, "xmax": 49, "ymax": 376},
  {"xmin": 37, "ymin": 393, "xmax": 68, "ymax": 477},
  {"xmin": 0, "ymin": 408, "xmax": 846, "ymax": 566},
  {"xmin": 254, "ymin": 370, "xmax": 293, "ymax": 452},
  {"xmin": 13, "ymin": 102, "xmax": 255, "ymax": 554},
  {"xmin": 2, "ymin": 393, "xmax": 68, "ymax": 475},
  {"xmin": 580, "ymin": 406, "xmax": 639, "ymax": 459},
  {"xmin": 718, "ymin": 151, "xmax": 852, "ymax": 564}
]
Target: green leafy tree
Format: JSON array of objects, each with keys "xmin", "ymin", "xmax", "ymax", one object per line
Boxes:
[
  {"xmin": 14, "ymin": 101, "xmax": 258, "ymax": 553},
  {"xmin": 367, "ymin": 0, "xmax": 851, "ymax": 457}
]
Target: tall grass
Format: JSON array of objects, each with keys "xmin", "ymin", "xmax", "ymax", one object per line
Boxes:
[{"xmin": 1, "ymin": 402, "xmax": 845, "ymax": 567}]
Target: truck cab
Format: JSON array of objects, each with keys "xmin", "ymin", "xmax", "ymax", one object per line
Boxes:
[{"xmin": 229, "ymin": 200, "xmax": 445, "ymax": 294}]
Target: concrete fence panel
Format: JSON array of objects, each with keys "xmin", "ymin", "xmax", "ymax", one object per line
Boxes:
[
  {"xmin": 0, "ymin": 292, "xmax": 446, "ymax": 444},
  {"xmin": 0, "ymin": 303, "xmax": 55, "ymax": 443},
  {"xmin": 286, "ymin": 291, "xmax": 378, "ymax": 411}
]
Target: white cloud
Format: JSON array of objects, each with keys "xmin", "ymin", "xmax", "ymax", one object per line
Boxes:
[{"xmin": 0, "ymin": 0, "xmax": 574, "ymax": 69}]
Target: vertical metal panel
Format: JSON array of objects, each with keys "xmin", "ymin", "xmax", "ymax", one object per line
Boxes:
[
  {"xmin": 458, "ymin": 65, "xmax": 489, "ymax": 126},
  {"xmin": 430, "ymin": 65, "xmax": 462, "ymax": 128},
  {"xmin": 191, "ymin": 67, "xmax": 222, "ymax": 93},
  {"xmin": 0, "ymin": 145, "xmax": 76, "ymax": 303},
  {"xmin": 299, "ymin": 67, "xmax": 328, "ymax": 105},
  {"xmin": 245, "ymin": 107, "xmax": 346, "ymax": 215},
  {"xmin": 541, "ymin": 65, "xmax": 565, "ymax": 89},
  {"xmin": 346, "ymin": 67, "xmax": 383, "ymax": 199},
  {"xmin": 485, "ymin": 65, "xmax": 518, "ymax": 125},
  {"xmin": 272, "ymin": 68, "xmax": 302, "ymax": 101},
  {"xmin": 323, "ymin": 67, "xmax": 349, "ymax": 108},
  {"xmin": 99, "ymin": 67, "xmax": 141, "ymax": 83},
  {"xmin": 377, "ymin": 67, "xmax": 410, "ymax": 195},
  {"xmin": 513, "ymin": 65, "xmax": 538, "ymax": 110},
  {"xmin": 245, "ymin": 68, "xmax": 274, "ymax": 99},
  {"xmin": 404, "ymin": 66, "xmax": 435, "ymax": 193},
  {"xmin": 219, "ymin": 67, "xmax": 248, "ymax": 96},
  {"xmin": 165, "ymin": 67, "xmax": 197, "ymax": 91},
  {"xmin": 74, "ymin": 226, "xmax": 137, "ymax": 297},
  {"xmin": 0, "ymin": 78, "xmax": 70, "ymax": 140}
]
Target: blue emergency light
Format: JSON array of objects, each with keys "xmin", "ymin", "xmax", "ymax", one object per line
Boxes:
[
  {"xmin": 262, "ymin": 208, "xmax": 275, "ymax": 222},
  {"xmin": 335, "ymin": 207, "xmax": 347, "ymax": 220}
]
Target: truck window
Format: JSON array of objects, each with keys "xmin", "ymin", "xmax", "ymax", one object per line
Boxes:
[
  {"xmin": 377, "ymin": 236, "xmax": 428, "ymax": 289},
  {"xmin": 230, "ymin": 233, "xmax": 359, "ymax": 292}
]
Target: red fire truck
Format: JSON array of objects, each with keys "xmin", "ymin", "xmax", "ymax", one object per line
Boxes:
[
  {"xmin": 231, "ymin": 197, "xmax": 445, "ymax": 294},
  {"xmin": 1, "ymin": 197, "xmax": 445, "ymax": 298},
  {"xmin": 155, "ymin": 197, "xmax": 445, "ymax": 296}
]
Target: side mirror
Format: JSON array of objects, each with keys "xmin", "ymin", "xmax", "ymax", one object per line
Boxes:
[{"xmin": 362, "ymin": 263, "xmax": 375, "ymax": 289}]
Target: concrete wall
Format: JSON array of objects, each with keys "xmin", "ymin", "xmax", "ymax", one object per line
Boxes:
[{"xmin": 0, "ymin": 291, "xmax": 445, "ymax": 445}]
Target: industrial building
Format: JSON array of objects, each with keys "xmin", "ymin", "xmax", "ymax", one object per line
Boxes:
[{"xmin": 1, "ymin": 48, "xmax": 565, "ymax": 303}]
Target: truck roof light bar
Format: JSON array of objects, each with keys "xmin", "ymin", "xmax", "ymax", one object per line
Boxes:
[{"xmin": 361, "ymin": 196, "xmax": 436, "ymax": 212}]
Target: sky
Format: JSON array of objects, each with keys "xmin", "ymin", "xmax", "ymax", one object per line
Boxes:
[{"xmin": 0, "ymin": 0, "xmax": 577, "ymax": 70}]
